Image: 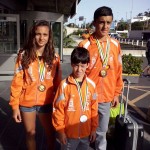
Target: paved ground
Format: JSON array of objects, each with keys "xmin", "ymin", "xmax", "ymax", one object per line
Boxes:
[{"xmin": 0, "ymin": 55, "xmax": 150, "ymax": 150}]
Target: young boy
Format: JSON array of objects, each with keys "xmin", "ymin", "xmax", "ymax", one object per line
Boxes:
[
  {"xmin": 52, "ymin": 47, "xmax": 98, "ymax": 150},
  {"xmin": 78, "ymin": 6, "xmax": 123, "ymax": 150}
]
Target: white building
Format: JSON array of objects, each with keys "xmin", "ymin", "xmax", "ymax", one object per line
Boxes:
[{"xmin": 128, "ymin": 16, "xmax": 150, "ymax": 23}]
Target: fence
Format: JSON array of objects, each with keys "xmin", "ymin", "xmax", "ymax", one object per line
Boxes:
[{"xmin": 117, "ymin": 38, "xmax": 147, "ymax": 48}]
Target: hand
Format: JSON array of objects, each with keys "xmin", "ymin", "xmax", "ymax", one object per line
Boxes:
[
  {"xmin": 58, "ymin": 132, "xmax": 67, "ymax": 145},
  {"xmin": 111, "ymin": 96, "xmax": 119, "ymax": 108},
  {"xmin": 90, "ymin": 131, "xmax": 96, "ymax": 143},
  {"xmin": 12, "ymin": 109, "xmax": 22, "ymax": 123}
]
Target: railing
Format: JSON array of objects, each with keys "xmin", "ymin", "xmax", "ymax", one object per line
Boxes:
[{"xmin": 117, "ymin": 38, "xmax": 147, "ymax": 48}]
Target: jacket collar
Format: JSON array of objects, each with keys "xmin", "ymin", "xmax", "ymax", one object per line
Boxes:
[
  {"xmin": 90, "ymin": 33, "xmax": 111, "ymax": 44},
  {"xmin": 67, "ymin": 74, "xmax": 87, "ymax": 85}
]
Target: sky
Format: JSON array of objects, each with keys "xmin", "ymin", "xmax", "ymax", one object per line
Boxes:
[{"xmin": 67, "ymin": 0, "xmax": 150, "ymax": 26}]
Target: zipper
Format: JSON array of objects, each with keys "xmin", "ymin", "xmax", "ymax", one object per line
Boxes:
[
  {"xmin": 36, "ymin": 61, "xmax": 40, "ymax": 105},
  {"xmin": 78, "ymin": 121, "xmax": 81, "ymax": 139},
  {"xmin": 35, "ymin": 81, "xmax": 39, "ymax": 105},
  {"xmin": 100, "ymin": 77, "xmax": 104, "ymax": 101},
  {"xmin": 78, "ymin": 85, "xmax": 81, "ymax": 139}
]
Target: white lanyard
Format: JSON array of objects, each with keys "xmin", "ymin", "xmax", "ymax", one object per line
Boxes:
[
  {"xmin": 38, "ymin": 61, "xmax": 45, "ymax": 82},
  {"xmin": 37, "ymin": 54, "xmax": 45, "ymax": 82},
  {"xmin": 75, "ymin": 79, "xmax": 88, "ymax": 111},
  {"xmin": 96, "ymin": 38, "xmax": 110, "ymax": 67}
]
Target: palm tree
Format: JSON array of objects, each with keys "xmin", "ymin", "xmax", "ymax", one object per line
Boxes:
[
  {"xmin": 137, "ymin": 13, "xmax": 143, "ymax": 16},
  {"xmin": 144, "ymin": 10, "xmax": 150, "ymax": 17},
  {"xmin": 144, "ymin": 11, "xmax": 149, "ymax": 16}
]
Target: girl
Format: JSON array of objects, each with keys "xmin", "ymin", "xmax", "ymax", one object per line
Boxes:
[{"xmin": 9, "ymin": 20, "xmax": 61, "ymax": 150}]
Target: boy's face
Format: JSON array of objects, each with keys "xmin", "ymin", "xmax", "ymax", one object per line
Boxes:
[
  {"xmin": 71, "ymin": 63, "xmax": 89, "ymax": 80},
  {"xmin": 93, "ymin": 16, "xmax": 113, "ymax": 38}
]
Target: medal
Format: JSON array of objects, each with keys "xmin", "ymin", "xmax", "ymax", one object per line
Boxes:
[
  {"xmin": 80, "ymin": 115, "xmax": 88, "ymax": 123},
  {"xmin": 75, "ymin": 79, "xmax": 88, "ymax": 121},
  {"xmin": 96, "ymin": 38, "xmax": 110, "ymax": 77},
  {"xmin": 37, "ymin": 53, "xmax": 46, "ymax": 92},
  {"xmin": 100, "ymin": 69, "xmax": 107, "ymax": 77},
  {"xmin": 38, "ymin": 84, "xmax": 46, "ymax": 92},
  {"xmin": 105, "ymin": 65, "xmax": 110, "ymax": 70}
]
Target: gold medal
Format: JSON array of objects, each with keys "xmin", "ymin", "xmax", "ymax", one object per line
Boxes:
[
  {"xmin": 38, "ymin": 84, "xmax": 46, "ymax": 92},
  {"xmin": 96, "ymin": 38, "xmax": 110, "ymax": 77},
  {"xmin": 100, "ymin": 69, "xmax": 107, "ymax": 77},
  {"xmin": 105, "ymin": 65, "xmax": 110, "ymax": 70}
]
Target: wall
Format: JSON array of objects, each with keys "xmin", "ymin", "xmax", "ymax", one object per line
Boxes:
[
  {"xmin": 129, "ymin": 30, "xmax": 143, "ymax": 40},
  {"xmin": 65, "ymin": 26, "xmax": 84, "ymax": 36},
  {"xmin": 63, "ymin": 48, "xmax": 146, "ymax": 57},
  {"xmin": 129, "ymin": 30, "xmax": 150, "ymax": 40}
]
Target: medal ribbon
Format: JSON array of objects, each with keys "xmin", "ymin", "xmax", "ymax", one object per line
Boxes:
[
  {"xmin": 96, "ymin": 38, "xmax": 110, "ymax": 67},
  {"xmin": 37, "ymin": 53, "xmax": 45, "ymax": 82},
  {"xmin": 39, "ymin": 61, "xmax": 45, "ymax": 82},
  {"xmin": 75, "ymin": 79, "xmax": 88, "ymax": 111}
]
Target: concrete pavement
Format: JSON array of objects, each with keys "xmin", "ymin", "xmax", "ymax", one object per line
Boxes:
[{"xmin": 0, "ymin": 55, "xmax": 150, "ymax": 150}]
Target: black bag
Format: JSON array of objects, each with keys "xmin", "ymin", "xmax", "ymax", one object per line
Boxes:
[
  {"xmin": 147, "ymin": 40, "xmax": 150, "ymax": 50},
  {"xmin": 114, "ymin": 79, "xmax": 144, "ymax": 150}
]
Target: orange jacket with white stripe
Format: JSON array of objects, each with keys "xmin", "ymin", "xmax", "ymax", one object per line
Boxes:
[
  {"xmin": 9, "ymin": 52, "xmax": 61, "ymax": 110},
  {"xmin": 78, "ymin": 34, "xmax": 123, "ymax": 103},
  {"xmin": 52, "ymin": 74, "xmax": 98, "ymax": 139}
]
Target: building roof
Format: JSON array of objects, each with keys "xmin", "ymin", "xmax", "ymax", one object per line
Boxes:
[
  {"xmin": 0, "ymin": 0, "xmax": 81, "ymax": 18},
  {"xmin": 127, "ymin": 15, "xmax": 150, "ymax": 23}
]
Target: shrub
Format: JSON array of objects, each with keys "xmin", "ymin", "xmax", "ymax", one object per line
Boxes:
[{"xmin": 122, "ymin": 54, "xmax": 143, "ymax": 75}]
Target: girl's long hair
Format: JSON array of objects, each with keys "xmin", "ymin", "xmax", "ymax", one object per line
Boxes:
[{"xmin": 20, "ymin": 20, "xmax": 55, "ymax": 70}]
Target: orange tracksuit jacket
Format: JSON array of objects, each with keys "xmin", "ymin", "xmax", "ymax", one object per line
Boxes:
[
  {"xmin": 9, "ymin": 52, "xmax": 61, "ymax": 110},
  {"xmin": 78, "ymin": 34, "xmax": 123, "ymax": 103},
  {"xmin": 52, "ymin": 74, "xmax": 98, "ymax": 139}
]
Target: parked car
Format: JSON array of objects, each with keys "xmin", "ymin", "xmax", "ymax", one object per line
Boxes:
[{"xmin": 109, "ymin": 33, "xmax": 120, "ymax": 38}]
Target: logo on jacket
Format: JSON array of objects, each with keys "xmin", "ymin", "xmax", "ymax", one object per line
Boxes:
[
  {"xmin": 89, "ymin": 56, "xmax": 96, "ymax": 69},
  {"xmin": 67, "ymin": 95, "xmax": 75, "ymax": 111},
  {"xmin": 46, "ymin": 71, "xmax": 51, "ymax": 79},
  {"xmin": 109, "ymin": 55, "xmax": 113, "ymax": 62},
  {"xmin": 85, "ymin": 91, "xmax": 91, "ymax": 110},
  {"xmin": 28, "ymin": 66, "xmax": 36, "ymax": 81}
]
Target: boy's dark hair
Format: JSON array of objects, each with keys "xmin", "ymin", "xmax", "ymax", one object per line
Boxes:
[
  {"xmin": 71, "ymin": 47, "xmax": 90, "ymax": 64},
  {"xmin": 94, "ymin": 6, "xmax": 113, "ymax": 21}
]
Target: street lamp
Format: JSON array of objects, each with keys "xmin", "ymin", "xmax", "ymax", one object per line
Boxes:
[
  {"xmin": 129, "ymin": 0, "xmax": 133, "ymax": 31},
  {"xmin": 117, "ymin": 12, "xmax": 119, "ymax": 21},
  {"xmin": 84, "ymin": 18, "xmax": 86, "ymax": 29},
  {"xmin": 75, "ymin": 19, "xmax": 76, "ymax": 26},
  {"xmin": 75, "ymin": 16, "xmax": 86, "ymax": 28},
  {"xmin": 147, "ymin": 8, "xmax": 150, "ymax": 28}
]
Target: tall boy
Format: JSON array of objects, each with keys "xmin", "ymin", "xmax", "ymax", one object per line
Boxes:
[
  {"xmin": 52, "ymin": 47, "xmax": 98, "ymax": 150},
  {"xmin": 78, "ymin": 6, "xmax": 123, "ymax": 150}
]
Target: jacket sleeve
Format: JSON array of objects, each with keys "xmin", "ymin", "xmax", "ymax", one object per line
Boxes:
[
  {"xmin": 53, "ymin": 53, "xmax": 62, "ymax": 92},
  {"xmin": 78, "ymin": 41, "xmax": 84, "ymax": 47},
  {"xmin": 52, "ymin": 81, "xmax": 66, "ymax": 133},
  {"xmin": 78, "ymin": 39, "xmax": 88, "ymax": 47},
  {"xmin": 91, "ymin": 87, "xmax": 98, "ymax": 133},
  {"xmin": 9, "ymin": 56, "xmax": 24, "ymax": 110},
  {"xmin": 114, "ymin": 43, "xmax": 123, "ymax": 96}
]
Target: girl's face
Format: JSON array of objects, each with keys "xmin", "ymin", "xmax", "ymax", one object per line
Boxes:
[
  {"xmin": 93, "ymin": 16, "xmax": 113, "ymax": 38},
  {"xmin": 35, "ymin": 26, "xmax": 49, "ymax": 48}
]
